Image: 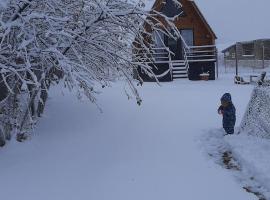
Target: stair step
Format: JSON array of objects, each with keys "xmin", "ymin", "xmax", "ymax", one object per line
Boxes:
[
  {"xmin": 173, "ymin": 67, "xmax": 187, "ymax": 71},
  {"xmin": 173, "ymin": 74, "xmax": 188, "ymax": 79},
  {"xmin": 173, "ymin": 72, "xmax": 187, "ymax": 75},
  {"xmin": 173, "ymin": 72, "xmax": 188, "ymax": 76},
  {"xmin": 172, "ymin": 63, "xmax": 185, "ymax": 66}
]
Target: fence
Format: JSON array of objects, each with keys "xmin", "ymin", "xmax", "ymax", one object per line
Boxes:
[
  {"xmin": 239, "ymin": 82, "xmax": 270, "ymax": 139},
  {"xmin": 223, "ymin": 43, "xmax": 270, "ymax": 74}
]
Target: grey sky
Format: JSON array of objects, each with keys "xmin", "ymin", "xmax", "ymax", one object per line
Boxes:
[{"xmin": 195, "ymin": 0, "xmax": 270, "ymax": 50}]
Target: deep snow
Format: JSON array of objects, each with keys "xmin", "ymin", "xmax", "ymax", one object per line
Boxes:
[{"xmin": 0, "ymin": 73, "xmax": 256, "ymax": 200}]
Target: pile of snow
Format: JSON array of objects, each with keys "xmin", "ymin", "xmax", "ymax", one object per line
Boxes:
[
  {"xmin": 239, "ymin": 85, "xmax": 270, "ymax": 139},
  {"xmin": 201, "ymin": 129, "xmax": 270, "ymax": 199}
]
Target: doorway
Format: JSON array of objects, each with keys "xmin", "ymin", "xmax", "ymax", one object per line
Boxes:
[{"xmin": 165, "ymin": 32, "xmax": 183, "ymax": 60}]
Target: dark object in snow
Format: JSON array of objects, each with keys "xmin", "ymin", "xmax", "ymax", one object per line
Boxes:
[
  {"xmin": 0, "ymin": 131, "xmax": 5, "ymax": 147},
  {"xmin": 218, "ymin": 93, "xmax": 236, "ymax": 135},
  {"xmin": 258, "ymin": 71, "xmax": 266, "ymax": 86},
  {"xmin": 222, "ymin": 151, "xmax": 240, "ymax": 170},
  {"xmin": 16, "ymin": 133, "xmax": 28, "ymax": 143},
  {"xmin": 0, "ymin": 127, "xmax": 12, "ymax": 147},
  {"xmin": 243, "ymin": 186, "xmax": 267, "ymax": 200},
  {"xmin": 234, "ymin": 76, "xmax": 249, "ymax": 85}
]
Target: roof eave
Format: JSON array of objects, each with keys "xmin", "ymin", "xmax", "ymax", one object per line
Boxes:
[{"xmin": 190, "ymin": 1, "xmax": 217, "ymax": 39}]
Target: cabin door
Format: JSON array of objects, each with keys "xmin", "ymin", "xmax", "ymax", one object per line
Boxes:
[{"xmin": 165, "ymin": 32, "xmax": 183, "ymax": 60}]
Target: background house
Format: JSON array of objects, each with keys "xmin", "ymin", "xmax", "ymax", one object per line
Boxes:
[
  {"xmin": 222, "ymin": 39, "xmax": 270, "ymax": 69},
  {"xmin": 134, "ymin": 0, "xmax": 218, "ymax": 82}
]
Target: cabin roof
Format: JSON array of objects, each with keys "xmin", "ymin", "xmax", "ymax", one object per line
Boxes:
[
  {"xmin": 149, "ymin": 0, "xmax": 217, "ymax": 39},
  {"xmin": 221, "ymin": 44, "xmax": 236, "ymax": 53}
]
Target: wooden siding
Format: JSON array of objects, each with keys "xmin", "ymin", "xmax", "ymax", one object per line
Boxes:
[
  {"xmin": 150, "ymin": 0, "xmax": 216, "ymax": 45},
  {"xmin": 174, "ymin": 0, "xmax": 215, "ymax": 46},
  {"xmin": 137, "ymin": 0, "xmax": 216, "ymax": 48}
]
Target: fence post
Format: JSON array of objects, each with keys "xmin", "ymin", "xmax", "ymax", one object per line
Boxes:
[
  {"xmin": 235, "ymin": 44, "xmax": 239, "ymax": 76},
  {"xmin": 223, "ymin": 53, "xmax": 227, "ymax": 73},
  {"xmin": 216, "ymin": 47, "xmax": 219, "ymax": 79},
  {"xmin": 263, "ymin": 45, "xmax": 265, "ymax": 69}
]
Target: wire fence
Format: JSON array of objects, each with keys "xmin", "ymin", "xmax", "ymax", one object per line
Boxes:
[
  {"xmin": 239, "ymin": 83, "xmax": 270, "ymax": 139},
  {"xmin": 222, "ymin": 42, "xmax": 270, "ymax": 75}
]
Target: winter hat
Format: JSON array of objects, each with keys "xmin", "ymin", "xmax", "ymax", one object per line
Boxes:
[{"xmin": 221, "ymin": 93, "xmax": 232, "ymax": 103}]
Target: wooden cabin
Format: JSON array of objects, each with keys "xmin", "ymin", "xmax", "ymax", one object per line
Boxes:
[{"xmin": 133, "ymin": 0, "xmax": 218, "ymax": 81}]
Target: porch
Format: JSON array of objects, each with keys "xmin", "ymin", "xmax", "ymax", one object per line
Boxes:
[{"xmin": 133, "ymin": 45, "xmax": 218, "ymax": 82}]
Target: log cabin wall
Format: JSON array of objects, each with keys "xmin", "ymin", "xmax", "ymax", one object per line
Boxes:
[{"xmin": 174, "ymin": 0, "xmax": 215, "ymax": 46}]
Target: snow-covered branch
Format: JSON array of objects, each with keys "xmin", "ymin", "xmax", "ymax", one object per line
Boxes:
[{"xmin": 0, "ymin": 0, "xmax": 180, "ymax": 143}]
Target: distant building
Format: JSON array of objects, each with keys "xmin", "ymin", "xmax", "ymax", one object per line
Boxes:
[{"xmin": 222, "ymin": 39, "xmax": 270, "ymax": 68}]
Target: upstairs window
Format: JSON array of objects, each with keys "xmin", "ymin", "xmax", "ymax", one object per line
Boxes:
[{"xmin": 161, "ymin": 0, "xmax": 186, "ymax": 18}]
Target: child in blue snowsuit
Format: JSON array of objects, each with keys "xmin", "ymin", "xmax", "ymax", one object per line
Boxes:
[{"xmin": 218, "ymin": 93, "xmax": 236, "ymax": 135}]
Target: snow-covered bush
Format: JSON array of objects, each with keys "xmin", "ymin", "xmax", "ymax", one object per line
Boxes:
[{"xmin": 0, "ymin": 0, "xmax": 180, "ymax": 144}]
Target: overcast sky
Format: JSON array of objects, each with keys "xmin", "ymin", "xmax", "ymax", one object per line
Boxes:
[{"xmin": 195, "ymin": 0, "xmax": 270, "ymax": 50}]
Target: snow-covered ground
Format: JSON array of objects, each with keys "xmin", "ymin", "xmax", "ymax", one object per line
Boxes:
[
  {"xmin": 201, "ymin": 128, "xmax": 270, "ymax": 199},
  {"xmin": 0, "ymin": 73, "xmax": 258, "ymax": 200}
]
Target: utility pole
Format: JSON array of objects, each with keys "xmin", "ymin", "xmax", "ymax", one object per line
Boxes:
[
  {"xmin": 216, "ymin": 47, "xmax": 219, "ymax": 79},
  {"xmin": 235, "ymin": 43, "xmax": 239, "ymax": 76},
  {"xmin": 262, "ymin": 45, "xmax": 265, "ymax": 69}
]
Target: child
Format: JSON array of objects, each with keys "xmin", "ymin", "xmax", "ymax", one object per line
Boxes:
[{"xmin": 218, "ymin": 93, "xmax": 236, "ymax": 135}]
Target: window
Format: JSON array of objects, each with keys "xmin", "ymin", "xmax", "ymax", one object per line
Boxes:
[
  {"xmin": 181, "ymin": 29, "xmax": 194, "ymax": 46},
  {"xmin": 152, "ymin": 30, "xmax": 165, "ymax": 48},
  {"xmin": 242, "ymin": 43, "xmax": 254, "ymax": 56},
  {"xmin": 161, "ymin": 0, "xmax": 186, "ymax": 18}
]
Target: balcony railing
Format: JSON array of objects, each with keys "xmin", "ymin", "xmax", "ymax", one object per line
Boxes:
[{"xmin": 186, "ymin": 45, "xmax": 218, "ymax": 62}]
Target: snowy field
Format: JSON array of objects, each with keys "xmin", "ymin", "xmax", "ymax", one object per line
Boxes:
[{"xmin": 0, "ymin": 73, "xmax": 259, "ymax": 200}]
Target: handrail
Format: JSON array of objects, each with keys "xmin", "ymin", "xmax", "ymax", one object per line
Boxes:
[
  {"xmin": 182, "ymin": 47, "xmax": 190, "ymax": 71},
  {"xmin": 186, "ymin": 45, "xmax": 217, "ymax": 62}
]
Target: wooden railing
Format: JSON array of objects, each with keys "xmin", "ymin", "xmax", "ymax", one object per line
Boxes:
[
  {"xmin": 133, "ymin": 47, "xmax": 174, "ymax": 78},
  {"xmin": 133, "ymin": 45, "xmax": 217, "ymax": 78},
  {"xmin": 186, "ymin": 45, "xmax": 217, "ymax": 62}
]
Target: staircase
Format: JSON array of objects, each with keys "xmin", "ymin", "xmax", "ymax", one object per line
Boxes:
[{"xmin": 172, "ymin": 60, "xmax": 188, "ymax": 79}]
